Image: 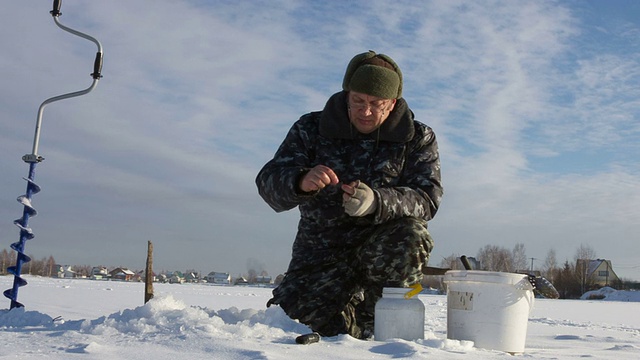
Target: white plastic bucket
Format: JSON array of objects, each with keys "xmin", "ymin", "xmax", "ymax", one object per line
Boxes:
[{"xmin": 443, "ymin": 270, "xmax": 534, "ymax": 353}]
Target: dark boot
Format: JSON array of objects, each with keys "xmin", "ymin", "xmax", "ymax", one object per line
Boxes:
[{"xmin": 313, "ymin": 297, "xmax": 364, "ymax": 339}]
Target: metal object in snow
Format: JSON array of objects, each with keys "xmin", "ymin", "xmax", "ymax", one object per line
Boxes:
[{"xmin": 4, "ymin": 0, "xmax": 104, "ymax": 309}]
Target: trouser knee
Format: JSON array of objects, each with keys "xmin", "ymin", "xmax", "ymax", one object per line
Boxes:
[{"xmin": 358, "ymin": 217, "xmax": 433, "ymax": 287}]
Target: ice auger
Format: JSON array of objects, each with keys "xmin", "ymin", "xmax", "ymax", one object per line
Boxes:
[{"xmin": 4, "ymin": 0, "xmax": 103, "ymax": 309}]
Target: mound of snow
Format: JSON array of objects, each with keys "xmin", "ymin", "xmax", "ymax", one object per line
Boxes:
[
  {"xmin": 581, "ymin": 287, "xmax": 640, "ymax": 302},
  {"xmin": 57, "ymin": 294, "xmax": 310, "ymax": 339},
  {"xmin": 0, "ymin": 307, "xmax": 54, "ymax": 328}
]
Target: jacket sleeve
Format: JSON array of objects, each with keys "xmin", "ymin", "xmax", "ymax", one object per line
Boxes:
[
  {"xmin": 255, "ymin": 115, "xmax": 317, "ymax": 212},
  {"xmin": 374, "ymin": 126, "xmax": 443, "ymax": 223}
]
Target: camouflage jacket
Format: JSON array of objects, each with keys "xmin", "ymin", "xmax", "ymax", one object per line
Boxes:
[{"xmin": 256, "ymin": 91, "xmax": 442, "ymax": 269}]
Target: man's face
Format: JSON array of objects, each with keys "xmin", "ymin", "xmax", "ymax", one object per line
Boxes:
[{"xmin": 347, "ymin": 91, "xmax": 397, "ymax": 134}]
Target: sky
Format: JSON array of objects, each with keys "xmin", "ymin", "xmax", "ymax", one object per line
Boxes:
[{"xmin": 1, "ymin": 1, "xmax": 638, "ymax": 280}]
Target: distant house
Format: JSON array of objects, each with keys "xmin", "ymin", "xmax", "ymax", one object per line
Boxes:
[
  {"xmin": 168, "ymin": 271, "xmax": 185, "ymax": 284},
  {"xmin": 206, "ymin": 272, "xmax": 231, "ymax": 285},
  {"xmin": 132, "ymin": 270, "xmax": 143, "ymax": 282},
  {"xmin": 576, "ymin": 259, "xmax": 620, "ymax": 287},
  {"xmin": 109, "ymin": 267, "xmax": 135, "ymax": 281},
  {"xmin": 91, "ymin": 266, "xmax": 109, "ymax": 280},
  {"xmin": 132, "ymin": 270, "xmax": 155, "ymax": 282},
  {"xmin": 56, "ymin": 265, "xmax": 76, "ymax": 278},
  {"xmin": 185, "ymin": 272, "xmax": 200, "ymax": 283},
  {"xmin": 255, "ymin": 275, "xmax": 273, "ymax": 285},
  {"xmin": 234, "ymin": 276, "xmax": 249, "ymax": 286}
]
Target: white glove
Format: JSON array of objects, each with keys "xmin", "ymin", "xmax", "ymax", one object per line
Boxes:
[{"xmin": 343, "ymin": 181, "xmax": 377, "ymax": 217}]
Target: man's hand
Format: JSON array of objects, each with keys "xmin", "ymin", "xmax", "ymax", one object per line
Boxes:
[
  {"xmin": 299, "ymin": 165, "xmax": 340, "ymax": 193},
  {"xmin": 342, "ymin": 180, "xmax": 377, "ymax": 217}
]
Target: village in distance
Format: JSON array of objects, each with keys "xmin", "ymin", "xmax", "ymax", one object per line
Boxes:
[{"xmin": 2, "ymin": 241, "xmax": 639, "ymax": 299}]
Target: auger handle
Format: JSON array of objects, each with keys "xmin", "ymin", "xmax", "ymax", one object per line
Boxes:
[
  {"xmin": 92, "ymin": 52, "xmax": 103, "ymax": 79},
  {"xmin": 51, "ymin": 0, "xmax": 62, "ymax": 17},
  {"xmin": 28, "ymin": 0, "xmax": 104, "ymax": 158},
  {"xmin": 460, "ymin": 255, "xmax": 473, "ymax": 270},
  {"xmin": 50, "ymin": 0, "xmax": 103, "ymax": 80}
]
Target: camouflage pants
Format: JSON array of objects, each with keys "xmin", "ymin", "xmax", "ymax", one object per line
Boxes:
[{"xmin": 267, "ymin": 217, "xmax": 434, "ymax": 339}]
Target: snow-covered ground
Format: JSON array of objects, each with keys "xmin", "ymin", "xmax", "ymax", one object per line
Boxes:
[{"xmin": 1, "ymin": 275, "xmax": 638, "ymax": 359}]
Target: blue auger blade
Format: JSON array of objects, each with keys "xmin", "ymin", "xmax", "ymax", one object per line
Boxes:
[
  {"xmin": 24, "ymin": 177, "xmax": 41, "ymax": 195},
  {"xmin": 15, "ymin": 251, "xmax": 31, "ymax": 265},
  {"xmin": 5, "ymin": 172, "xmax": 37, "ymax": 309},
  {"xmin": 13, "ymin": 220, "xmax": 35, "ymax": 240},
  {"xmin": 2, "ymin": 289, "xmax": 24, "ymax": 309},
  {"xmin": 9, "ymin": 244, "xmax": 32, "ymax": 263},
  {"xmin": 6, "ymin": 267, "xmax": 28, "ymax": 286},
  {"xmin": 17, "ymin": 177, "xmax": 40, "ymax": 217},
  {"xmin": 17, "ymin": 196, "xmax": 38, "ymax": 217},
  {"xmin": 4, "ymin": 253, "xmax": 28, "ymax": 309}
]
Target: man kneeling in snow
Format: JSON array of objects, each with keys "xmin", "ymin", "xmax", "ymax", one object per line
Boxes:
[{"xmin": 256, "ymin": 50, "xmax": 443, "ymax": 339}]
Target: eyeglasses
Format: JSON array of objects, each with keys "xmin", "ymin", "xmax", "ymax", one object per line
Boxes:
[{"xmin": 348, "ymin": 100, "xmax": 389, "ymax": 114}]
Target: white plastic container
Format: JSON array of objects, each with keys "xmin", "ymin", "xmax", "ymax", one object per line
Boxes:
[
  {"xmin": 374, "ymin": 287, "xmax": 425, "ymax": 341},
  {"xmin": 443, "ymin": 270, "xmax": 534, "ymax": 354}
]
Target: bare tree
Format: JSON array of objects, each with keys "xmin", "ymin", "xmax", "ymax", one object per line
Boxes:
[
  {"xmin": 246, "ymin": 258, "xmax": 265, "ymax": 283},
  {"xmin": 512, "ymin": 243, "xmax": 528, "ymax": 272},
  {"xmin": 74, "ymin": 265, "xmax": 92, "ymax": 278},
  {"xmin": 477, "ymin": 245, "xmax": 513, "ymax": 272},
  {"xmin": 541, "ymin": 249, "xmax": 558, "ymax": 282},
  {"xmin": 1, "ymin": 249, "xmax": 10, "ymax": 275},
  {"xmin": 247, "ymin": 268, "xmax": 257, "ymax": 283},
  {"xmin": 574, "ymin": 244, "xmax": 597, "ymax": 294},
  {"xmin": 28, "ymin": 256, "xmax": 47, "ymax": 276},
  {"xmin": 46, "ymin": 256, "xmax": 56, "ymax": 277},
  {"xmin": 574, "ymin": 243, "xmax": 596, "ymax": 261},
  {"xmin": 438, "ymin": 253, "xmax": 464, "ymax": 270}
]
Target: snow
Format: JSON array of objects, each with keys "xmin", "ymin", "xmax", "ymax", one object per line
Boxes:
[{"xmin": 1, "ymin": 276, "xmax": 639, "ymax": 359}]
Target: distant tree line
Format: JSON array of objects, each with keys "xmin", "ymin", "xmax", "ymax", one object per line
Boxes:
[
  {"xmin": 0, "ymin": 249, "xmax": 278, "ymax": 282},
  {"xmin": 4, "ymin": 245, "xmax": 634, "ymax": 298},
  {"xmin": 429, "ymin": 243, "xmax": 631, "ymax": 299},
  {"xmin": 0, "ymin": 248, "xmax": 57, "ymax": 277}
]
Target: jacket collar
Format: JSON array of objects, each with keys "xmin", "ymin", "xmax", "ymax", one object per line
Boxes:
[{"xmin": 318, "ymin": 91, "xmax": 414, "ymax": 142}]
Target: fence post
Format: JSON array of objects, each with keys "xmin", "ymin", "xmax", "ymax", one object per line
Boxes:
[{"xmin": 144, "ymin": 241, "xmax": 154, "ymax": 304}]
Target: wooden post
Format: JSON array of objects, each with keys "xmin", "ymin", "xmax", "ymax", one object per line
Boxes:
[{"xmin": 144, "ymin": 241, "xmax": 154, "ymax": 304}]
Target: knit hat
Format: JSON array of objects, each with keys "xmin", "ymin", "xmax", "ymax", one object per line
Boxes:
[{"xmin": 342, "ymin": 50, "xmax": 403, "ymax": 99}]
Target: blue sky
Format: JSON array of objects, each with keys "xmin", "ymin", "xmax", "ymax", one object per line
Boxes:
[{"xmin": 1, "ymin": 1, "xmax": 638, "ymax": 281}]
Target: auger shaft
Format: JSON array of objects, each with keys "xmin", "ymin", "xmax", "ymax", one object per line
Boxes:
[{"xmin": 4, "ymin": 163, "xmax": 40, "ymax": 309}]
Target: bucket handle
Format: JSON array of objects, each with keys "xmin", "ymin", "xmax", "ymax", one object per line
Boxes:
[{"xmin": 403, "ymin": 283, "xmax": 423, "ymax": 299}]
